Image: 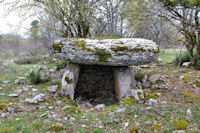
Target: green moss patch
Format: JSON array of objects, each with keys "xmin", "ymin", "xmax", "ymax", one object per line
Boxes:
[
  {"xmin": 72, "ymin": 40, "xmax": 91, "ymax": 51},
  {"xmin": 65, "ymin": 76, "xmax": 72, "ymax": 84},
  {"xmin": 49, "ymin": 125, "xmax": 64, "ymax": 132},
  {"xmin": 95, "ymin": 49, "xmax": 112, "ymax": 62},
  {"xmin": 173, "ymin": 120, "xmax": 188, "ymax": 130},
  {"xmin": 110, "ymin": 46, "xmax": 129, "ymax": 52},
  {"xmin": 52, "ymin": 43, "xmax": 64, "ymax": 53}
]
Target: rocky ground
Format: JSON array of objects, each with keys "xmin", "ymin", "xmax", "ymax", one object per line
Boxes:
[{"xmin": 0, "ymin": 56, "xmax": 200, "ymax": 133}]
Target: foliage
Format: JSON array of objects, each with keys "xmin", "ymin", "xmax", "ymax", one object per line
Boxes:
[
  {"xmin": 28, "ymin": 70, "xmax": 41, "ymax": 84},
  {"xmin": 14, "ymin": 56, "xmax": 41, "ymax": 65},
  {"xmin": 30, "ymin": 20, "xmax": 40, "ymax": 41},
  {"xmin": 158, "ymin": 0, "xmax": 200, "ymax": 67},
  {"xmin": 55, "ymin": 60, "xmax": 69, "ymax": 70},
  {"xmin": 174, "ymin": 51, "xmax": 200, "ymax": 66},
  {"xmin": 95, "ymin": 49, "xmax": 112, "ymax": 62}
]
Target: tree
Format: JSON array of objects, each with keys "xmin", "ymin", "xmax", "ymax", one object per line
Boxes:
[
  {"xmin": 30, "ymin": 20, "xmax": 39, "ymax": 42},
  {"xmin": 157, "ymin": 0, "xmax": 200, "ymax": 67},
  {"xmin": 29, "ymin": 0, "xmax": 101, "ymax": 38}
]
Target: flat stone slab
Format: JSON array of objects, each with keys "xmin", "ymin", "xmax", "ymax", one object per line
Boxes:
[{"xmin": 48, "ymin": 38, "xmax": 159, "ymax": 66}]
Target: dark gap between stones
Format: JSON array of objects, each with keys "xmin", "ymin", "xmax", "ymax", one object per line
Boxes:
[{"xmin": 75, "ymin": 65, "xmax": 118, "ymax": 106}]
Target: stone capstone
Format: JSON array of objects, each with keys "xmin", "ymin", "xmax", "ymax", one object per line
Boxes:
[{"xmin": 48, "ymin": 38, "xmax": 159, "ymax": 66}]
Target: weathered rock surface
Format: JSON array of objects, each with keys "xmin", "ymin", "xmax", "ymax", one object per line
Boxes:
[
  {"xmin": 25, "ymin": 94, "xmax": 48, "ymax": 104},
  {"xmin": 49, "ymin": 38, "xmax": 158, "ymax": 66},
  {"xmin": 114, "ymin": 67, "xmax": 134, "ymax": 101},
  {"xmin": 47, "ymin": 85, "xmax": 58, "ymax": 93},
  {"xmin": 61, "ymin": 63, "xmax": 80, "ymax": 99},
  {"xmin": 14, "ymin": 77, "xmax": 27, "ymax": 84}
]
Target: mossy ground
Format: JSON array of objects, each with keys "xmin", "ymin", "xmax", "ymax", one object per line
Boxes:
[{"xmin": 0, "ymin": 49, "xmax": 200, "ymax": 132}]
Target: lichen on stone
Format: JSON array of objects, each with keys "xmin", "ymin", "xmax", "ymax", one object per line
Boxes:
[{"xmin": 95, "ymin": 49, "xmax": 112, "ymax": 62}]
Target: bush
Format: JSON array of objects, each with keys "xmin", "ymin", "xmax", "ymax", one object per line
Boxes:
[
  {"xmin": 55, "ymin": 60, "xmax": 69, "ymax": 70},
  {"xmin": 28, "ymin": 70, "xmax": 41, "ymax": 84},
  {"xmin": 174, "ymin": 51, "xmax": 200, "ymax": 66},
  {"xmin": 15, "ymin": 56, "xmax": 41, "ymax": 65}
]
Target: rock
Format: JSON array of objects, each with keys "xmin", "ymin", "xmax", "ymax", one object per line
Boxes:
[
  {"xmin": 182, "ymin": 62, "xmax": 191, "ymax": 68},
  {"xmin": 14, "ymin": 77, "xmax": 27, "ymax": 84},
  {"xmin": 47, "ymin": 85, "xmax": 58, "ymax": 93},
  {"xmin": 114, "ymin": 67, "xmax": 134, "ymax": 101},
  {"xmin": 131, "ymin": 88, "xmax": 144, "ymax": 101},
  {"xmin": 6, "ymin": 104, "xmax": 22, "ymax": 113},
  {"xmin": 105, "ymin": 118, "xmax": 120, "ymax": 125},
  {"xmin": 61, "ymin": 63, "xmax": 80, "ymax": 99},
  {"xmin": 23, "ymin": 87, "xmax": 30, "ymax": 91},
  {"xmin": 32, "ymin": 89, "xmax": 38, "ymax": 92},
  {"xmin": 8, "ymin": 94, "xmax": 19, "ymax": 97},
  {"xmin": 95, "ymin": 104, "xmax": 106, "ymax": 109},
  {"xmin": 144, "ymin": 121, "xmax": 152, "ymax": 124},
  {"xmin": 25, "ymin": 94, "xmax": 48, "ymax": 104},
  {"xmin": 115, "ymin": 108, "xmax": 126, "ymax": 113},
  {"xmin": 179, "ymin": 76, "xmax": 185, "ymax": 80},
  {"xmin": 15, "ymin": 89, "xmax": 23, "ymax": 94},
  {"xmin": 143, "ymin": 82, "xmax": 151, "ymax": 88},
  {"xmin": 172, "ymin": 130, "xmax": 186, "ymax": 133},
  {"xmin": 161, "ymin": 101, "xmax": 167, "ymax": 105},
  {"xmin": 0, "ymin": 80, "xmax": 10, "ymax": 84},
  {"xmin": 147, "ymin": 98, "xmax": 158, "ymax": 106},
  {"xmin": 0, "ymin": 93, "xmax": 5, "ymax": 96},
  {"xmin": 149, "ymin": 74, "xmax": 160, "ymax": 83},
  {"xmin": 48, "ymin": 38, "xmax": 159, "ymax": 66},
  {"xmin": 56, "ymin": 101, "xmax": 63, "ymax": 105},
  {"xmin": 137, "ymin": 82, "xmax": 143, "ymax": 89},
  {"xmin": 186, "ymin": 109, "xmax": 192, "ymax": 116}
]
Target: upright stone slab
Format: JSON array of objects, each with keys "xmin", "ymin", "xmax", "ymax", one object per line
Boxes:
[
  {"xmin": 114, "ymin": 67, "xmax": 136, "ymax": 101},
  {"xmin": 61, "ymin": 63, "xmax": 80, "ymax": 99}
]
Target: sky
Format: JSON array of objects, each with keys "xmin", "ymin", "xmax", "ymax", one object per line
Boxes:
[{"xmin": 0, "ymin": 3, "xmax": 33, "ymax": 36}]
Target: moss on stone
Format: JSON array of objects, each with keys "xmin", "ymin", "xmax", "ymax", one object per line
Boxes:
[
  {"xmin": 52, "ymin": 43, "xmax": 64, "ymax": 53},
  {"xmin": 183, "ymin": 93, "xmax": 192, "ymax": 98},
  {"xmin": 130, "ymin": 127, "xmax": 139, "ymax": 133},
  {"xmin": 110, "ymin": 46, "xmax": 129, "ymax": 52},
  {"xmin": 173, "ymin": 120, "xmax": 188, "ymax": 130},
  {"xmin": 89, "ymin": 37, "xmax": 120, "ymax": 39},
  {"xmin": 0, "ymin": 127, "xmax": 14, "ymax": 133},
  {"xmin": 49, "ymin": 125, "xmax": 64, "ymax": 132},
  {"xmin": 65, "ymin": 76, "xmax": 72, "ymax": 84},
  {"xmin": 0, "ymin": 103, "xmax": 7, "ymax": 110},
  {"xmin": 71, "ymin": 40, "xmax": 91, "ymax": 51},
  {"xmin": 110, "ymin": 46, "xmax": 159, "ymax": 53},
  {"xmin": 95, "ymin": 49, "xmax": 112, "ymax": 62}
]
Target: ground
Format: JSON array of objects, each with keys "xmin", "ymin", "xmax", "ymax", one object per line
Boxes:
[{"xmin": 0, "ymin": 50, "xmax": 199, "ymax": 133}]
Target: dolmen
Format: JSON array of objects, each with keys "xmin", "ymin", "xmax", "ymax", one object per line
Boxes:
[{"xmin": 48, "ymin": 38, "xmax": 159, "ymax": 105}]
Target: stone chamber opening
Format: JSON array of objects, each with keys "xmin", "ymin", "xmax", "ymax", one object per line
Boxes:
[{"xmin": 74, "ymin": 65, "xmax": 118, "ymax": 106}]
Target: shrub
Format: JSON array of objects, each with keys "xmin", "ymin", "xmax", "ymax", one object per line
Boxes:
[
  {"xmin": 55, "ymin": 60, "xmax": 69, "ymax": 70},
  {"xmin": 15, "ymin": 56, "xmax": 41, "ymax": 65},
  {"xmin": 174, "ymin": 51, "xmax": 200, "ymax": 66},
  {"xmin": 28, "ymin": 70, "xmax": 41, "ymax": 84}
]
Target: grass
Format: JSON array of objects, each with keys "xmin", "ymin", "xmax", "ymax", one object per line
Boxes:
[
  {"xmin": 0, "ymin": 50, "xmax": 200, "ymax": 132},
  {"xmin": 159, "ymin": 49, "xmax": 181, "ymax": 63}
]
